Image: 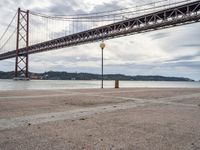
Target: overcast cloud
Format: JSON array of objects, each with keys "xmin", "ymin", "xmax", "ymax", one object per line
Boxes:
[{"xmin": 0, "ymin": 0, "xmax": 200, "ymax": 80}]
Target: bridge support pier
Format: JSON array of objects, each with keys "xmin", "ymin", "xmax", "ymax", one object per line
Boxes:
[{"xmin": 14, "ymin": 8, "xmax": 29, "ymax": 80}]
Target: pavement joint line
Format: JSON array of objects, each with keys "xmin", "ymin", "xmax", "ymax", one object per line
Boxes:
[
  {"xmin": 0, "ymin": 89, "xmax": 200, "ymax": 101},
  {"xmin": 0, "ymin": 91, "xmax": 120, "ymax": 100},
  {"xmin": 0, "ymin": 95, "xmax": 197, "ymax": 130},
  {"xmin": 0, "ymin": 101, "xmax": 146, "ymax": 130},
  {"xmin": 87, "ymin": 88, "xmax": 165, "ymax": 94},
  {"xmin": 1, "ymin": 91, "xmax": 200, "ymax": 108},
  {"xmin": 0, "ymin": 89, "xmax": 157, "ymax": 99},
  {"xmin": 0, "ymin": 92, "xmax": 84, "ymax": 100},
  {"xmin": 158, "ymin": 93, "xmax": 200, "ymax": 101},
  {"xmin": 0, "ymin": 90, "xmax": 156, "ymax": 100},
  {"xmin": 88, "ymin": 94, "xmax": 199, "ymax": 108},
  {"xmin": 0, "ymin": 91, "xmax": 199, "ymax": 130}
]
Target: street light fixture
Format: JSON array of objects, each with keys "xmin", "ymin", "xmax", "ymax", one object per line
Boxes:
[{"xmin": 100, "ymin": 41, "xmax": 105, "ymax": 89}]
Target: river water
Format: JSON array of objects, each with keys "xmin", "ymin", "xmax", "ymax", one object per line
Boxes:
[{"xmin": 0, "ymin": 79, "xmax": 200, "ymax": 90}]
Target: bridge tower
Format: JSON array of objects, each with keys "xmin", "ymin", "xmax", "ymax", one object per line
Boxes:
[{"xmin": 15, "ymin": 8, "xmax": 29, "ymax": 80}]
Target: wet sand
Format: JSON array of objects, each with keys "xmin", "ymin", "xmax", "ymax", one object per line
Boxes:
[{"xmin": 0, "ymin": 88, "xmax": 200, "ymax": 150}]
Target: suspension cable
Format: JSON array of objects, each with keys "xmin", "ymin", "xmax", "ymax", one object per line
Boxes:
[
  {"xmin": 29, "ymin": 0, "xmax": 193, "ymax": 21},
  {"xmin": 0, "ymin": 11, "xmax": 17, "ymax": 42},
  {"xmin": 30, "ymin": 0, "xmax": 168, "ymax": 18},
  {"xmin": 0, "ymin": 28, "xmax": 17, "ymax": 52}
]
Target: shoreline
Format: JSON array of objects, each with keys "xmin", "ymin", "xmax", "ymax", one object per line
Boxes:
[{"xmin": 0, "ymin": 80, "xmax": 200, "ymax": 91}]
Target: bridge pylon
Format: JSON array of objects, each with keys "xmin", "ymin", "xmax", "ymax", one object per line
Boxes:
[{"xmin": 14, "ymin": 8, "xmax": 29, "ymax": 80}]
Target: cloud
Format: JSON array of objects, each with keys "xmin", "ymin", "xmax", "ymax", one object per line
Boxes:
[{"xmin": 48, "ymin": 0, "xmax": 86, "ymax": 15}]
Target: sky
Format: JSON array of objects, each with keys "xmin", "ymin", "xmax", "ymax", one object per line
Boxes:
[{"xmin": 0, "ymin": 0, "xmax": 200, "ymax": 80}]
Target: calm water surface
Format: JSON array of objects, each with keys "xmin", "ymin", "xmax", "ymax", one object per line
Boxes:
[{"xmin": 0, "ymin": 79, "xmax": 200, "ymax": 91}]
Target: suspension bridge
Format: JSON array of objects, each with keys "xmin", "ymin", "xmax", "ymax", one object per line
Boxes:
[{"xmin": 0, "ymin": 0, "xmax": 200, "ymax": 79}]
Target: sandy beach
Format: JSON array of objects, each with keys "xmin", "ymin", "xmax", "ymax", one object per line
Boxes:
[{"xmin": 0, "ymin": 88, "xmax": 200, "ymax": 150}]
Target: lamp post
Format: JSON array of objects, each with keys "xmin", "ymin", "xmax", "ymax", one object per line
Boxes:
[{"xmin": 100, "ymin": 41, "xmax": 105, "ymax": 89}]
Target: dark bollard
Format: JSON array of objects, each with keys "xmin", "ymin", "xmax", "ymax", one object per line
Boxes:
[{"xmin": 115, "ymin": 80, "xmax": 119, "ymax": 88}]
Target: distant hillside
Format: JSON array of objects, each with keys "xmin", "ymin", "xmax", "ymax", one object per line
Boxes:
[
  {"xmin": 0, "ymin": 71, "xmax": 194, "ymax": 81},
  {"xmin": 0, "ymin": 71, "xmax": 15, "ymax": 79}
]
